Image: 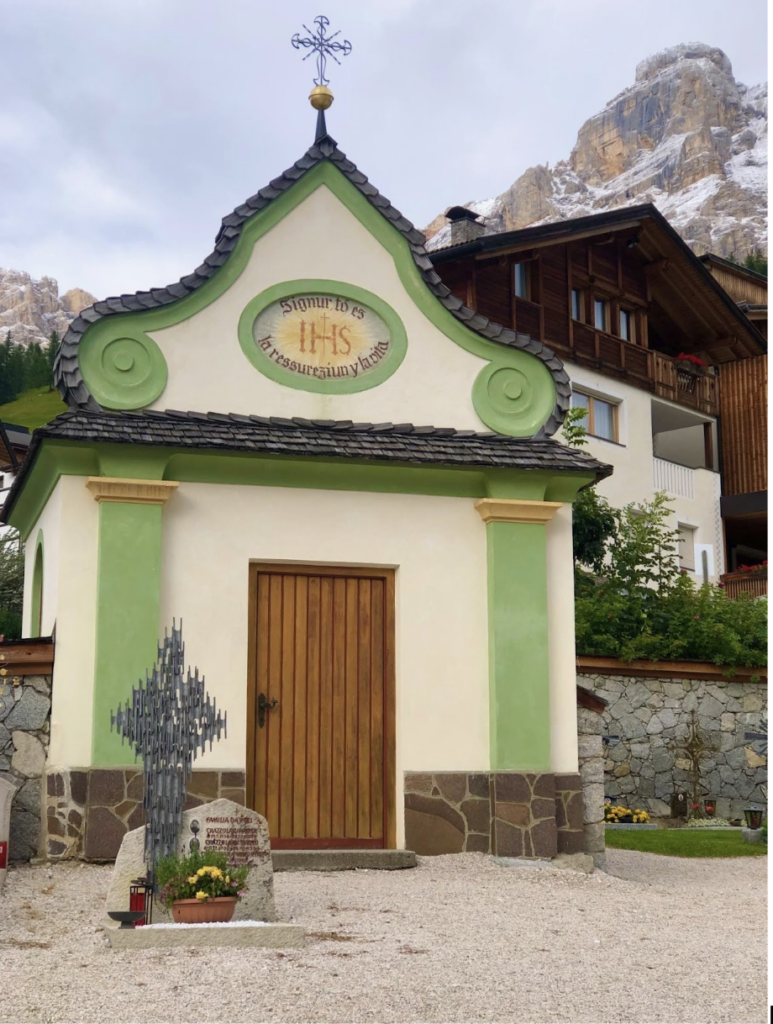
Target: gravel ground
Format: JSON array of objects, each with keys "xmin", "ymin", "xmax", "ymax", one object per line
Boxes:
[{"xmin": 0, "ymin": 851, "xmax": 766, "ymax": 1024}]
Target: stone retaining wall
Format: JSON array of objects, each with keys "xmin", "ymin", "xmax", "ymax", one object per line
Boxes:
[
  {"xmin": 0, "ymin": 675, "xmax": 52, "ymax": 861},
  {"xmin": 580, "ymin": 671, "xmax": 767, "ymax": 819}
]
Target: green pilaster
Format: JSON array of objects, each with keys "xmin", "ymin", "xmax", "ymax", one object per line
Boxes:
[
  {"xmin": 485, "ymin": 518, "xmax": 552, "ymax": 771},
  {"xmin": 92, "ymin": 499, "xmax": 164, "ymax": 765}
]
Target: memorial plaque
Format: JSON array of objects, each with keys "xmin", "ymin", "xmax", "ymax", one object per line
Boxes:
[{"xmin": 107, "ymin": 799, "xmax": 276, "ymax": 924}]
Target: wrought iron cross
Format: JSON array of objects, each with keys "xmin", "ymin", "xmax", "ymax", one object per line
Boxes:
[
  {"xmin": 745, "ymin": 719, "xmax": 767, "ymax": 758},
  {"xmin": 292, "ymin": 15, "xmax": 352, "ymax": 86},
  {"xmin": 111, "ymin": 622, "xmax": 226, "ymax": 885}
]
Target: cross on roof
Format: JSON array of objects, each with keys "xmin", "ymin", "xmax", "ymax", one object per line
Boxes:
[
  {"xmin": 111, "ymin": 622, "xmax": 226, "ymax": 884},
  {"xmin": 292, "ymin": 15, "xmax": 352, "ymax": 87}
]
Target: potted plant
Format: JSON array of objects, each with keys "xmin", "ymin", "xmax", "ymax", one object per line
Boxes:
[
  {"xmin": 604, "ymin": 804, "xmax": 650, "ymax": 824},
  {"xmin": 156, "ymin": 850, "xmax": 249, "ymax": 925}
]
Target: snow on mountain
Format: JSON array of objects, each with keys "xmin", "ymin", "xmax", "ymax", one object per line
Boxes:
[{"xmin": 425, "ymin": 43, "xmax": 767, "ymax": 260}]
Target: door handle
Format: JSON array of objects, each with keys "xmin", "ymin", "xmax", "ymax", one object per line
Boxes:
[{"xmin": 257, "ymin": 692, "xmax": 279, "ymax": 728}]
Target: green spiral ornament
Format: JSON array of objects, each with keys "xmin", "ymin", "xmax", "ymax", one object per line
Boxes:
[
  {"xmin": 79, "ymin": 329, "xmax": 168, "ymax": 410},
  {"xmin": 472, "ymin": 353, "xmax": 556, "ymax": 437}
]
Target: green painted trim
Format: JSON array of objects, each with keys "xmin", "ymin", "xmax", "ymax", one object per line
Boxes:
[
  {"xmin": 75, "ymin": 161, "xmax": 557, "ymax": 435},
  {"xmin": 237, "ymin": 279, "xmax": 407, "ymax": 394},
  {"xmin": 79, "ymin": 330, "xmax": 168, "ymax": 410},
  {"xmin": 8, "ymin": 439, "xmax": 597, "ymax": 544},
  {"xmin": 6, "ymin": 443, "xmax": 100, "ymax": 541},
  {"xmin": 30, "ymin": 530, "xmax": 44, "ymax": 639},
  {"xmin": 486, "ymin": 520, "xmax": 552, "ymax": 771},
  {"xmin": 92, "ymin": 500, "xmax": 164, "ymax": 765}
]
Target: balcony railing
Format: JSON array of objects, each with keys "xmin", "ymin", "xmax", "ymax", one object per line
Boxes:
[
  {"xmin": 653, "ymin": 458, "xmax": 694, "ymax": 500},
  {"xmin": 564, "ymin": 323, "xmax": 719, "ymax": 416},
  {"xmin": 720, "ymin": 570, "xmax": 767, "ymax": 600}
]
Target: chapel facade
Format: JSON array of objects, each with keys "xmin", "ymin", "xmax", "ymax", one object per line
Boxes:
[{"xmin": 2, "ymin": 111, "xmax": 611, "ymax": 861}]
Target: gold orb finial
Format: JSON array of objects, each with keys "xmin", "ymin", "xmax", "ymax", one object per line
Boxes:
[{"xmin": 309, "ymin": 84, "xmax": 334, "ymax": 110}]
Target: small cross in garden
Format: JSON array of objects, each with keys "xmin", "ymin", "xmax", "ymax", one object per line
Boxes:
[
  {"xmin": 111, "ymin": 622, "xmax": 226, "ymax": 885},
  {"xmin": 744, "ymin": 719, "xmax": 767, "ymax": 758},
  {"xmin": 291, "ymin": 14, "xmax": 352, "ymax": 87}
]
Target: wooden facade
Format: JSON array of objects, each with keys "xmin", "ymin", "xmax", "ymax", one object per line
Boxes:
[
  {"xmin": 433, "ymin": 211, "xmax": 765, "ymax": 423},
  {"xmin": 719, "ymin": 355, "xmax": 768, "ymax": 497}
]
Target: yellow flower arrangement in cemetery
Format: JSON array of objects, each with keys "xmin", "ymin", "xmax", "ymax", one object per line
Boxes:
[
  {"xmin": 604, "ymin": 804, "xmax": 650, "ymax": 824},
  {"xmin": 156, "ymin": 851, "xmax": 250, "ymax": 907}
]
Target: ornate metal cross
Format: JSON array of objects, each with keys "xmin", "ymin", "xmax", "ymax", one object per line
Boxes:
[
  {"xmin": 744, "ymin": 719, "xmax": 767, "ymax": 758},
  {"xmin": 292, "ymin": 15, "xmax": 352, "ymax": 86},
  {"xmin": 111, "ymin": 622, "xmax": 226, "ymax": 885}
]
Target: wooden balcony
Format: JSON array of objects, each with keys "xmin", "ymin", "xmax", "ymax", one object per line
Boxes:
[
  {"xmin": 557, "ymin": 321, "xmax": 719, "ymax": 416},
  {"xmin": 720, "ymin": 570, "xmax": 767, "ymax": 600}
]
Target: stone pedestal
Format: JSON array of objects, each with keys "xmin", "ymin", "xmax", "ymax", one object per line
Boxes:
[
  {"xmin": 742, "ymin": 827, "xmax": 763, "ymax": 844},
  {"xmin": 106, "ymin": 799, "xmax": 276, "ymax": 924}
]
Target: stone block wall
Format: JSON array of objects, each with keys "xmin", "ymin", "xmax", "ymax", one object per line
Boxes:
[
  {"xmin": 404, "ymin": 771, "xmax": 583, "ymax": 859},
  {"xmin": 578, "ymin": 707, "xmax": 606, "ymax": 869},
  {"xmin": 45, "ymin": 768, "xmax": 246, "ymax": 861},
  {"xmin": 581, "ymin": 672, "xmax": 767, "ymax": 819},
  {"xmin": 0, "ymin": 675, "xmax": 52, "ymax": 861}
]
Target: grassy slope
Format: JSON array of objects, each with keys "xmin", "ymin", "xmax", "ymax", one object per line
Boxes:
[
  {"xmin": 605, "ymin": 827, "xmax": 767, "ymax": 857},
  {"xmin": 0, "ymin": 387, "xmax": 67, "ymax": 430}
]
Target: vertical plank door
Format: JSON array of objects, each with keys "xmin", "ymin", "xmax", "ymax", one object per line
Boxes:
[{"xmin": 247, "ymin": 565, "xmax": 395, "ymax": 849}]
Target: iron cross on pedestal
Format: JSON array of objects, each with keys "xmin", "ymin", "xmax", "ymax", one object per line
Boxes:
[
  {"xmin": 111, "ymin": 622, "xmax": 226, "ymax": 886},
  {"xmin": 292, "ymin": 14, "xmax": 352, "ymax": 86}
]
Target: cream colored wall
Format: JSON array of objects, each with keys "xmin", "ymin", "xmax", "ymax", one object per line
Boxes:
[
  {"xmin": 42, "ymin": 477, "xmax": 99, "ymax": 765},
  {"xmin": 566, "ymin": 362, "xmax": 723, "ymax": 581},
  {"xmin": 148, "ymin": 185, "xmax": 489, "ymax": 429},
  {"xmin": 159, "ymin": 482, "xmax": 491, "ymax": 848},
  {"xmin": 23, "ymin": 482, "xmax": 61, "ymax": 638},
  {"xmin": 546, "ymin": 505, "xmax": 579, "ymax": 774}
]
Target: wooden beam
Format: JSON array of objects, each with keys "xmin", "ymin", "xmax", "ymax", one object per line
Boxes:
[{"xmin": 576, "ymin": 654, "xmax": 766, "ymax": 682}]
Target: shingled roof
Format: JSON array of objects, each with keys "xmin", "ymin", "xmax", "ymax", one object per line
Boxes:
[
  {"xmin": 53, "ymin": 134, "xmax": 570, "ymax": 436},
  {"xmin": 1, "ymin": 410, "xmax": 611, "ymax": 521}
]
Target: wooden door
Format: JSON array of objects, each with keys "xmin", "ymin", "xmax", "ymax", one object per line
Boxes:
[{"xmin": 247, "ymin": 565, "xmax": 395, "ymax": 849}]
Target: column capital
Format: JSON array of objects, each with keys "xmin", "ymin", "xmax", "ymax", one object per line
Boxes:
[
  {"xmin": 86, "ymin": 477, "xmax": 179, "ymax": 505},
  {"xmin": 475, "ymin": 498, "xmax": 562, "ymax": 525}
]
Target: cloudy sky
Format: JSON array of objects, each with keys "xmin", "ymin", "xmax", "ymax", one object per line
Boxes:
[{"xmin": 0, "ymin": 0, "xmax": 767, "ymax": 298}]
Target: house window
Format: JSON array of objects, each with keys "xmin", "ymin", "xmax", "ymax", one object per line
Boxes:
[
  {"xmin": 619, "ymin": 308, "xmax": 633, "ymax": 342},
  {"xmin": 514, "ymin": 262, "xmax": 529, "ymax": 299},
  {"xmin": 594, "ymin": 298, "xmax": 608, "ymax": 331},
  {"xmin": 678, "ymin": 524, "xmax": 697, "ymax": 572},
  {"xmin": 571, "ymin": 390, "xmax": 618, "ymax": 442},
  {"xmin": 571, "ymin": 288, "xmax": 583, "ymax": 321}
]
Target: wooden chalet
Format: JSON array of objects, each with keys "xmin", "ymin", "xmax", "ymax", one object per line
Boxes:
[{"xmin": 430, "ymin": 204, "xmax": 767, "ymax": 584}]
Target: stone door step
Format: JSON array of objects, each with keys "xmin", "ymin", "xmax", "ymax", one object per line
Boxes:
[{"xmin": 272, "ymin": 849, "xmax": 417, "ymax": 871}]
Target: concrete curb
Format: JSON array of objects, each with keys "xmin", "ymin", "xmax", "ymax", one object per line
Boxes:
[{"xmin": 106, "ymin": 922, "xmax": 305, "ymax": 950}]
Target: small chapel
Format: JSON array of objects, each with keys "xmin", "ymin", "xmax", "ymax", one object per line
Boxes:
[{"xmin": 2, "ymin": 40, "xmax": 611, "ymax": 863}]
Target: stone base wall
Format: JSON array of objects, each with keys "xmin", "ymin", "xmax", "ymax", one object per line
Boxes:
[
  {"xmin": 45, "ymin": 768, "xmax": 246, "ymax": 861},
  {"xmin": 578, "ymin": 707, "xmax": 606, "ymax": 869},
  {"xmin": 0, "ymin": 675, "xmax": 52, "ymax": 861},
  {"xmin": 580, "ymin": 672, "xmax": 768, "ymax": 819},
  {"xmin": 404, "ymin": 771, "xmax": 583, "ymax": 859}
]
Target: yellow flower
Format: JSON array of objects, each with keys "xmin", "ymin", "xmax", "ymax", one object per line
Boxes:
[
  {"xmin": 226, "ymin": 876, "xmax": 231, "ymax": 884},
  {"xmin": 196, "ymin": 867, "xmax": 207, "ymax": 876},
  {"xmin": 195, "ymin": 891, "xmax": 208, "ymax": 901}
]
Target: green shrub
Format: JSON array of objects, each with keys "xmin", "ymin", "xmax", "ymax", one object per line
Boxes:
[{"xmin": 572, "ymin": 491, "xmax": 767, "ymax": 669}]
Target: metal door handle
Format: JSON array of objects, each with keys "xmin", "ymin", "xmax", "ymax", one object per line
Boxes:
[{"xmin": 257, "ymin": 692, "xmax": 279, "ymax": 728}]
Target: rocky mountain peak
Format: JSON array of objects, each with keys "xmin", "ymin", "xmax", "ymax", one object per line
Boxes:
[
  {"xmin": 426, "ymin": 43, "xmax": 767, "ymax": 260},
  {"xmin": 0, "ymin": 268, "xmax": 96, "ymax": 349}
]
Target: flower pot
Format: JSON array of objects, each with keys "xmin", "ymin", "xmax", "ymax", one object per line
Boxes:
[{"xmin": 171, "ymin": 897, "xmax": 238, "ymax": 925}]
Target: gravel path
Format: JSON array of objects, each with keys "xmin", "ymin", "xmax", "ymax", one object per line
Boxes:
[{"xmin": 0, "ymin": 851, "xmax": 766, "ymax": 1024}]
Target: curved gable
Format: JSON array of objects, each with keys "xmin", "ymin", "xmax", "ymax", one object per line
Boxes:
[{"xmin": 55, "ymin": 135, "xmax": 570, "ymax": 437}]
